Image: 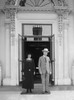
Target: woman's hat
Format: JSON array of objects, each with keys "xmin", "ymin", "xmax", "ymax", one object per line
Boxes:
[{"xmin": 42, "ymin": 48, "xmax": 49, "ymax": 52}]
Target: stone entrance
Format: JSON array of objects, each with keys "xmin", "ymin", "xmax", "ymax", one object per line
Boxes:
[{"xmin": 3, "ymin": 0, "xmax": 71, "ymax": 86}]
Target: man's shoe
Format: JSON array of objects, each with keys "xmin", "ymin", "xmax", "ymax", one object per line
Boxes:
[
  {"xmin": 25, "ymin": 91, "xmax": 28, "ymax": 94},
  {"xmin": 45, "ymin": 91, "xmax": 51, "ymax": 94},
  {"xmin": 21, "ymin": 91, "xmax": 25, "ymax": 94},
  {"xmin": 49, "ymin": 91, "xmax": 51, "ymax": 94},
  {"xmin": 30, "ymin": 90, "xmax": 32, "ymax": 93},
  {"xmin": 26, "ymin": 89, "xmax": 29, "ymax": 93},
  {"xmin": 42, "ymin": 91, "xmax": 45, "ymax": 94}
]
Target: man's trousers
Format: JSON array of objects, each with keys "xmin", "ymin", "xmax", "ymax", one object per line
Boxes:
[{"xmin": 41, "ymin": 72, "xmax": 49, "ymax": 92}]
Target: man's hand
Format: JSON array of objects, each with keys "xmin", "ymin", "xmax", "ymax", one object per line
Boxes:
[
  {"xmin": 34, "ymin": 71, "xmax": 35, "ymax": 75},
  {"xmin": 40, "ymin": 72, "xmax": 42, "ymax": 75},
  {"xmin": 50, "ymin": 71, "xmax": 52, "ymax": 74},
  {"xmin": 22, "ymin": 72, "xmax": 24, "ymax": 75}
]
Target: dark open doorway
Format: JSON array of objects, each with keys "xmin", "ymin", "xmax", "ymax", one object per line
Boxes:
[
  {"xmin": 18, "ymin": 24, "xmax": 55, "ymax": 85},
  {"xmin": 24, "ymin": 41, "xmax": 50, "ymax": 83},
  {"xmin": 18, "ymin": 35, "xmax": 55, "ymax": 85}
]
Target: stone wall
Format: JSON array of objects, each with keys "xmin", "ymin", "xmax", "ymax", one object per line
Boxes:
[{"xmin": 0, "ymin": 12, "xmax": 6, "ymax": 84}]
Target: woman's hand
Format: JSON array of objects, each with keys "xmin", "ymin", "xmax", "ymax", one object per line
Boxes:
[
  {"xmin": 34, "ymin": 71, "xmax": 35, "ymax": 75},
  {"xmin": 22, "ymin": 72, "xmax": 24, "ymax": 75},
  {"xmin": 50, "ymin": 71, "xmax": 52, "ymax": 74}
]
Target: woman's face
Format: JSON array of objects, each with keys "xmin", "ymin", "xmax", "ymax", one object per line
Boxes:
[{"xmin": 28, "ymin": 54, "xmax": 31, "ymax": 58}]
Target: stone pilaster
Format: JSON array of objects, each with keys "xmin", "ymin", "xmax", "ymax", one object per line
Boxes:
[
  {"xmin": 3, "ymin": 22, "xmax": 11, "ymax": 85},
  {"xmin": 3, "ymin": 8, "xmax": 17, "ymax": 85},
  {"xmin": 5, "ymin": 23, "xmax": 11, "ymax": 78},
  {"xmin": 58, "ymin": 14, "xmax": 63, "ymax": 46},
  {"xmin": 63, "ymin": 19, "xmax": 71, "ymax": 84},
  {"xmin": 57, "ymin": 10, "xmax": 71, "ymax": 85},
  {"xmin": 57, "ymin": 14, "xmax": 64, "ymax": 85},
  {"xmin": 10, "ymin": 8, "xmax": 17, "ymax": 85}
]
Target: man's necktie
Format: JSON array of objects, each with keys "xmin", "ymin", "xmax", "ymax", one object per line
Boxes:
[{"xmin": 45, "ymin": 57, "xmax": 47, "ymax": 63}]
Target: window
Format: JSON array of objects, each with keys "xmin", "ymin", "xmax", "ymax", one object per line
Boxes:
[{"xmin": 33, "ymin": 26, "xmax": 42, "ymax": 41}]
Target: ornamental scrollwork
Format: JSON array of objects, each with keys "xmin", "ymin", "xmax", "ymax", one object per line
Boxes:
[
  {"xmin": 5, "ymin": 0, "xmax": 16, "ymax": 5},
  {"xmin": 18, "ymin": 0, "xmax": 68, "ymax": 7},
  {"xmin": 4, "ymin": 8, "xmax": 16, "ymax": 45},
  {"xmin": 57, "ymin": 0, "xmax": 68, "ymax": 6}
]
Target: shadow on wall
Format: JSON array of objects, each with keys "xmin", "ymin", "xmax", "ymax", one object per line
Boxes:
[
  {"xmin": 71, "ymin": 60, "xmax": 74, "ymax": 85},
  {"xmin": 0, "ymin": 61, "xmax": 2, "ymax": 86}
]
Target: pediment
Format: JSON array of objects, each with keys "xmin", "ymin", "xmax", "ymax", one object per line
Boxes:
[
  {"xmin": 19, "ymin": 0, "xmax": 54, "ymax": 7},
  {"xmin": 4, "ymin": 0, "xmax": 69, "ymax": 13},
  {"xmin": 5, "ymin": 0, "xmax": 68, "ymax": 7}
]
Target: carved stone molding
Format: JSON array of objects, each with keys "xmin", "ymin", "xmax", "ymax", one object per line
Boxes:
[
  {"xmin": 19, "ymin": 0, "xmax": 55, "ymax": 7},
  {"xmin": 56, "ymin": 7, "xmax": 69, "ymax": 46},
  {"xmin": 57, "ymin": 12, "xmax": 68, "ymax": 45},
  {"xmin": 4, "ymin": 0, "xmax": 70, "ymax": 47},
  {"xmin": 4, "ymin": 8, "xmax": 16, "ymax": 45},
  {"xmin": 58, "ymin": 15, "xmax": 63, "ymax": 46},
  {"xmin": 56, "ymin": 0, "xmax": 68, "ymax": 7},
  {"xmin": 10, "ymin": 9, "xmax": 15, "ymax": 45},
  {"xmin": 18, "ymin": 0, "xmax": 68, "ymax": 7},
  {"xmin": 5, "ymin": 0, "xmax": 16, "ymax": 5},
  {"xmin": 58, "ymin": 15, "xmax": 63, "ymax": 33},
  {"xmin": 4, "ymin": 0, "xmax": 69, "ymax": 13},
  {"xmin": 0, "ymin": 10, "xmax": 5, "ymax": 14},
  {"xmin": 63, "ymin": 20, "xmax": 69, "ymax": 31}
]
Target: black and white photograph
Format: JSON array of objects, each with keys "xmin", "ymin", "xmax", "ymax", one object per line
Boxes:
[{"xmin": 0, "ymin": 0, "xmax": 74, "ymax": 100}]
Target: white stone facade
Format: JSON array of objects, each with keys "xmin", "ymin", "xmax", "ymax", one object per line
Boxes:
[{"xmin": 0, "ymin": 0, "xmax": 74, "ymax": 86}]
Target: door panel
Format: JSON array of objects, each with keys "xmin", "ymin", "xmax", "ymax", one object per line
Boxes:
[
  {"xmin": 50, "ymin": 35, "xmax": 55, "ymax": 85},
  {"xmin": 18, "ymin": 34, "xmax": 25, "ymax": 84},
  {"xmin": 18, "ymin": 34, "xmax": 22, "ymax": 83}
]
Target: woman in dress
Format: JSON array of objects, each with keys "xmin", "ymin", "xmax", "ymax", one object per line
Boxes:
[{"xmin": 22, "ymin": 53, "xmax": 35, "ymax": 94}]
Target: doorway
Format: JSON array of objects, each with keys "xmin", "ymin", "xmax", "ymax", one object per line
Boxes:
[
  {"xmin": 24, "ymin": 41, "xmax": 50, "ymax": 83},
  {"xmin": 18, "ymin": 23, "xmax": 55, "ymax": 85},
  {"xmin": 18, "ymin": 35, "xmax": 55, "ymax": 85}
]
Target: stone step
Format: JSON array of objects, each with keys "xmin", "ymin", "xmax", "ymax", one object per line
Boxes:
[{"xmin": 0, "ymin": 84, "xmax": 74, "ymax": 92}]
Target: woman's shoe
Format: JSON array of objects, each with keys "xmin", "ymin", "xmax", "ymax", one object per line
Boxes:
[
  {"xmin": 30, "ymin": 89, "xmax": 32, "ymax": 93},
  {"xmin": 21, "ymin": 90, "xmax": 25, "ymax": 94},
  {"xmin": 26, "ymin": 89, "xmax": 29, "ymax": 93},
  {"xmin": 42, "ymin": 91, "xmax": 45, "ymax": 94}
]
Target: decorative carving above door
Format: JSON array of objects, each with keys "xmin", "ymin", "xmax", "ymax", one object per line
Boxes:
[
  {"xmin": 5, "ymin": 0, "xmax": 68, "ymax": 7},
  {"xmin": 19, "ymin": 0, "xmax": 55, "ymax": 7},
  {"xmin": 5, "ymin": 0, "xmax": 16, "ymax": 5},
  {"xmin": 18, "ymin": 0, "xmax": 68, "ymax": 7}
]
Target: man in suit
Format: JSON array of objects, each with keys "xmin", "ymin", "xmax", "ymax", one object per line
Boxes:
[{"xmin": 38, "ymin": 48, "xmax": 51, "ymax": 94}]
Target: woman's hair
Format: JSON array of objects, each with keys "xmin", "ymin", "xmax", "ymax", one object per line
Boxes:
[
  {"xmin": 25, "ymin": 53, "xmax": 33, "ymax": 58},
  {"xmin": 26, "ymin": 53, "xmax": 31, "ymax": 57}
]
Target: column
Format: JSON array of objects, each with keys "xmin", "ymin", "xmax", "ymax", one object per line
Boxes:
[
  {"xmin": 10, "ymin": 9, "xmax": 17, "ymax": 85},
  {"xmin": 3, "ymin": 8, "xmax": 17, "ymax": 86},
  {"xmin": 5, "ymin": 23, "xmax": 11, "ymax": 78},
  {"xmin": 63, "ymin": 21, "xmax": 71, "ymax": 84},
  {"xmin": 57, "ymin": 15, "xmax": 64, "ymax": 85},
  {"xmin": 3, "ymin": 23, "xmax": 11, "ymax": 85}
]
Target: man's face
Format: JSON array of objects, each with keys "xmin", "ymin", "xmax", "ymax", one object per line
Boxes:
[{"xmin": 43, "ymin": 51, "xmax": 48, "ymax": 56}]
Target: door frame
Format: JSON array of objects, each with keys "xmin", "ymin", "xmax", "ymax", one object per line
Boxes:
[{"xmin": 18, "ymin": 23, "xmax": 55, "ymax": 85}]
